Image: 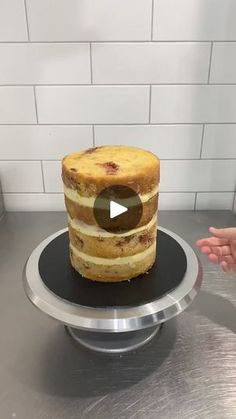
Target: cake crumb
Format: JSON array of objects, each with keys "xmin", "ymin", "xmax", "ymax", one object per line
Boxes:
[
  {"xmin": 84, "ymin": 146, "xmax": 101, "ymax": 154},
  {"xmin": 75, "ymin": 236, "xmax": 84, "ymax": 249}
]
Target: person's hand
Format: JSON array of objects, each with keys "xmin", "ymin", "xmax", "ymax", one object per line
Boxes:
[{"xmin": 196, "ymin": 227, "xmax": 236, "ymax": 274}]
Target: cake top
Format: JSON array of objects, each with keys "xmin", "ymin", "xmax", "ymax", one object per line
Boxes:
[{"xmin": 62, "ymin": 145, "xmax": 160, "ymax": 195}]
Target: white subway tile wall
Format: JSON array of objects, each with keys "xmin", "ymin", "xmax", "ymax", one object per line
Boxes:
[
  {"xmin": 159, "ymin": 193, "xmax": 196, "ymax": 211},
  {"xmin": 0, "ymin": 0, "xmax": 27, "ymax": 41},
  {"xmin": 92, "ymin": 43, "xmax": 211, "ymax": 84},
  {"xmin": 3, "ymin": 194, "xmax": 65, "ymax": 211},
  {"xmin": 151, "ymin": 85, "xmax": 236, "ymax": 123},
  {"xmin": 35, "ymin": 86, "xmax": 149, "ymax": 124},
  {"xmin": 160, "ymin": 160, "xmax": 236, "ymax": 192},
  {"xmin": 95, "ymin": 125, "xmax": 203, "ymax": 159},
  {"xmin": 0, "ymin": 0, "xmax": 235, "ymax": 212},
  {"xmin": 42, "ymin": 161, "xmax": 63, "ymax": 193},
  {"xmin": 0, "ymin": 87, "xmax": 36, "ymax": 123},
  {"xmin": 26, "ymin": 0, "xmax": 152, "ymax": 41},
  {"xmin": 153, "ymin": 0, "xmax": 236, "ymax": 41},
  {"xmin": 0, "ymin": 126, "xmax": 93, "ymax": 160},
  {"xmin": 0, "ymin": 161, "xmax": 43, "ymax": 192},
  {"xmin": 196, "ymin": 193, "xmax": 235, "ymax": 210},
  {"xmin": 0, "ymin": 43, "xmax": 91, "ymax": 85},
  {"xmin": 210, "ymin": 43, "xmax": 236, "ymax": 83},
  {"xmin": 202, "ymin": 125, "xmax": 236, "ymax": 158}
]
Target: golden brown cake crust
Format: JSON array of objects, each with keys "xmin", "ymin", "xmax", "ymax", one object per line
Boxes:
[
  {"xmin": 69, "ymin": 221, "xmax": 157, "ymax": 258},
  {"xmin": 62, "ymin": 145, "xmax": 160, "ymax": 196},
  {"xmin": 65, "ymin": 194, "xmax": 158, "ymax": 229}
]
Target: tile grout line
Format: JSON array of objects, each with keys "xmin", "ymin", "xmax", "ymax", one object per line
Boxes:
[
  {"xmin": 194, "ymin": 192, "xmax": 198, "ymax": 211},
  {"xmin": 23, "ymin": 0, "xmax": 30, "ymax": 41},
  {"xmin": 151, "ymin": 0, "xmax": 155, "ymax": 40},
  {"xmin": 33, "ymin": 86, "xmax": 39, "ymax": 123},
  {"xmin": 1, "ymin": 122, "xmax": 236, "ymax": 126},
  {"xmin": 3, "ymin": 83, "xmax": 236, "ymax": 86},
  {"xmin": 2, "ymin": 191, "xmax": 235, "ymax": 195},
  {"xmin": 1, "ymin": 158, "xmax": 236, "ymax": 162},
  {"xmin": 89, "ymin": 42, "xmax": 95, "ymax": 148},
  {"xmin": 92, "ymin": 125, "xmax": 95, "ymax": 146},
  {"xmin": 0, "ymin": 40, "xmax": 234, "ymax": 44},
  {"xmin": 200, "ymin": 124, "xmax": 205, "ymax": 158},
  {"xmin": 40, "ymin": 161, "xmax": 46, "ymax": 192},
  {"xmin": 149, "ymin": 85, "xmax": 152, "ymax": 123},
  {"xmin": 207, "ymin": 41, "xmax": 214, "ymax": 83},
  {"xmin": 89, "ymin": 43, "xmax": 93, "ymax": 84}
]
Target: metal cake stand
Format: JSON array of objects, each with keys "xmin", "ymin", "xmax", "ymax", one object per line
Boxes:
[{"xmin": 23, "ymin": 227, "xmax": 202, "ymax": 354}]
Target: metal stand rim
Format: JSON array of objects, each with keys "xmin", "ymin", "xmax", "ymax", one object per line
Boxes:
[{"xmin": 23, "ymin": 226, "xmax": 202, "ymax": 332}]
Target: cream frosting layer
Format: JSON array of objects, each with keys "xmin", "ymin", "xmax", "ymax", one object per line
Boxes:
[
  {"xmin": 64, "ymin": 184, "xmax": 159, "ymax": 208},
  {"xmin": 70, "ymin": 242, "xmax": 156, "ymax": 266},
  {"xmin": 68, "ymin": 213, "xmax": 157, "ymax": 238}
]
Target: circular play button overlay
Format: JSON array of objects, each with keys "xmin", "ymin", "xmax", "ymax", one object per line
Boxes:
[{"xmin": 93, "ymin": 185, "xmax": 143, "ymax": 233}]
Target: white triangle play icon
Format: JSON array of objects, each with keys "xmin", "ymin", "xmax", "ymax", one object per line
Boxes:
[{"xmin": 110, "ymin": 200, "xmax": 128, "ymax": 219}]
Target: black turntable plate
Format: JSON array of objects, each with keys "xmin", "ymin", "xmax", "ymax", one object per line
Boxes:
[{"xmin": 38, "ymin": 230, "xmax": 187, "ymax": 308}]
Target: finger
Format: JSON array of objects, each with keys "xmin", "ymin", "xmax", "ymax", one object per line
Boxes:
[
  {"xmin": 220, "ymin": 261, "xmax": 236, "ymax": 274},
  {"xmin": 221, "ymin": 261, "xmax": 229, "ymax": 273},
  {"xmin": 208, "ymin": 253, "xmax": 220, "ymax": 264},
  {"xmin": 210, "ymin": 245, "xmax": 232, "ymax": 257},
  {"xmin": 219, "ymin": 255, "xmax": 235, "ymax": 264},
  {"xmin": 200, "ymin": 246, "xmax": 211, "ymax": 255},
  {"xmin": 196, "ymin": 237, "xmax": 229, "ymax": 247},
  {"xmin": 209, "ymin": 227, "xmax": 236, "ymax": 240}
]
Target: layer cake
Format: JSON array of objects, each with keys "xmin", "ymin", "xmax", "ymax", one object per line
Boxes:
[{"xmin": 62, "ymin": 145, "xmax": 160, "ymax": 282}]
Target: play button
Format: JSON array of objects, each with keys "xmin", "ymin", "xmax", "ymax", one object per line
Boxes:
[
  {"xmin": 93, "ymin": 185, "xmax": 143, "ymax": 233},
  {"xmin": 110, "ymin": 201, "xmax": 128, "ymax": 219}
]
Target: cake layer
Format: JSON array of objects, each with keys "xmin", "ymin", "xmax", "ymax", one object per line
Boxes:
[
  {"xmin": 62, "ymin": 145, "xmax": 160, "ymax": 197},
  {"xmin": 69, "ymin": 217, "xmax": 157, "ymax": 258},
  {"xmin": 68, "ymin": 213, "xmax": 157, "ymax": 237},
  {"xmin": 64, "ymin": 184, "xmax": 159, "ymax": 207},
  {"xmin": 69, "ymin": 243, "xmax": 156, "ymax": 282},
  {"xmin": 65, "ymin": 194, "xmax": 158, "ymax": 230}
]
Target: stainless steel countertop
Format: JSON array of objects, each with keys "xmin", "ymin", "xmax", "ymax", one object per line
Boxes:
[{"xmin": 0, "ymin": 211, "xmax": 235, "ymax": 419}]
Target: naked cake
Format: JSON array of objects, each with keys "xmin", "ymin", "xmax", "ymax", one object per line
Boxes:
[{"xmin": 62, "ymin": 145, "xmax": 160, "ymax": 282}]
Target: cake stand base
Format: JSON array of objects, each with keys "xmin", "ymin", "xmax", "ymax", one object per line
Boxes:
[
  {"xmin": 23, "ymin": 226, "xmax": 202, "ymax": 355},
  {"xmin": 65, "ymin": 325, "xmax": 161, "ymax": 354}
]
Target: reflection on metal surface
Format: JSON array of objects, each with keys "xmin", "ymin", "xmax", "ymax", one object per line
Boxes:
[{"xmin": 66, "ymin": 325, "xmax": 161, "ymax": 353}]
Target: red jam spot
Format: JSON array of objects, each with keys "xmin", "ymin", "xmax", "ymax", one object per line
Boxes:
[
  {"xmin": 139, "ymin": 234, "xmax": 153, "ymax": 245},
  {"xmin": 97, "ymin": 161, "xmax": 119, "ymax": 175}
]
